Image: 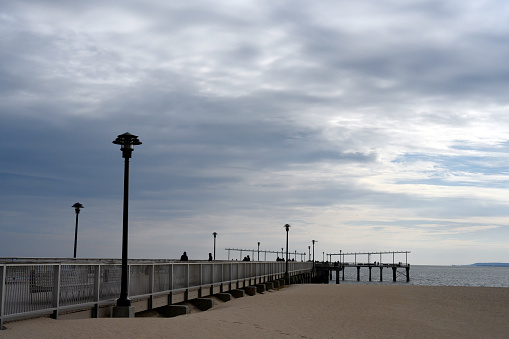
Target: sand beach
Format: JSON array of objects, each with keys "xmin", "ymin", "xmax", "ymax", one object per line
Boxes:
[{"xmin": 2, "ymin": 284, "xmax": 508, "ymax": 338}]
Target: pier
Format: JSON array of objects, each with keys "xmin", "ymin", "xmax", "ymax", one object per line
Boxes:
[
  {"xmin": 315, "ymin": 251, "xmax": 411, "ymax": 284},
  {"xmin": 0, "ymin": 258, "xmax": 312, "ymax": 328}
]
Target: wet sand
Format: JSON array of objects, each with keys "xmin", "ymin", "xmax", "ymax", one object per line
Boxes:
[{"xmin": 2, "ymin": 284, "xmax": 508, "ymax": 338}]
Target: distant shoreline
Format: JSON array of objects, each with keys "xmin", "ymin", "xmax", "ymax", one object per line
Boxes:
[{"xmin": 469, "ymin": 262, "xmax": 509, "ymax": 267}]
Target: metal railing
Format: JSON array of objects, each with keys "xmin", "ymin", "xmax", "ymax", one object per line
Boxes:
[{"xmin": 0, "ymin": 260, "xmax": 312, "ymax": 326}]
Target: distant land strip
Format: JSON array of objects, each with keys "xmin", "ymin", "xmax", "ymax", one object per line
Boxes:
[{"xmin": 470, "ymin": 263, "xmax": 509, "ymax": 267}]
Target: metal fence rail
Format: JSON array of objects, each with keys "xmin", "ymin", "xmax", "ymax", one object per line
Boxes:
[{"xmin": 1, "ymin": 260, "xmax": 312, "ymax": 327}]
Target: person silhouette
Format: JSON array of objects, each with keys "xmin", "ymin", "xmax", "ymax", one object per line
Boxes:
[
  {"xmin": 180, "ymin": 251, "xmax": 188, "ymax": 261},
  {"xmin": 208, "ymin": 253, "xmax": 213, "ymax": 261}
]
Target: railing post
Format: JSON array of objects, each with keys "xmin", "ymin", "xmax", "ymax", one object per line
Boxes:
[
  {"xmin": 52, "ymin": 264, "xmax": 61, "ymax": 319},
  {"xmin": 93, "ymin": 264, "xmax": 100, "ymax": 318},
  {"xmin": 1, "ymin": 265, "xmax": 6, "ymax": 330},
  {"xmin": 149, "ymin": 264, "xmax": 154, "ymax": 309},
  {"xmin": 211, "ymin": 263, "xmax": 214, "ymax": 285},
  {"xmin": 186, "ymin": 264, "xmax": 189, "ymax": 288},
  {"xmin": 168, "ymin": 263, "xmax": 173, "ymax": 305},
  {"xmin": 170, "ymin": 264, "xmax": 174, "ymax": 290}
]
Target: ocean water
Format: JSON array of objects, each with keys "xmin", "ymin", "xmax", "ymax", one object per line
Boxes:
[{"xmin": 328, "ymin": 265, "xmax": 509, "ymax": 287}]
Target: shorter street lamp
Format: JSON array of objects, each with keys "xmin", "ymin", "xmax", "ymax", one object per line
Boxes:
[
  {"xmin": 284, "ymin": 224, "xmax": 290, "ymax": 282},
  {"xmin": 308, "ymin": 245, "xmax": 311, "ymax": 261},
  {"xmin": 312, "ymin": 240, "xmax": 317, "ymax": 271},
  {"xmin": 213, "ymin": 232, "xmax": 217, "ymax": 260},
  {"xmin": 257, "ymin": 242, "xmax": 260, "ymax": 261},
  {"xmin": 72, "ymin": 203, "xmax": 84, "ymax": 258}
]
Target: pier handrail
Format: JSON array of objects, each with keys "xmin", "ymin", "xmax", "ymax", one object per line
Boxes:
[{"xmin": 0, "ymin": 260, "xmax": 312, "ymax": 327}]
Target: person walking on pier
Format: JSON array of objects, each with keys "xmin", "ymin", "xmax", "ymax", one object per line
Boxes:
[{"xmin": 208, "ymin": 253, "xmax": 213, "ymax": 261}]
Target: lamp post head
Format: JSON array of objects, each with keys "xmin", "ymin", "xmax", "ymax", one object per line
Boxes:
[
  {"xmin": 284, "ymin": 223, "xmax": 290, "ymax": 232},
  {"xmin": 312, "ymin": 239, "xmax": 317, "ymax": 244},
  {"xmin": 72, "ymin": 202, "xmax": 84, "ymax": 214},
  {"xmin": 213, "ymin": 232, "xmax": 217, "ymax": 238},
  {"xmin": 258, "ymin": 242, "xmax": 260, "ymax": 246},
  {"xmin": 113, "ymin": 132, "xmax": 142, "ymax": 158}
]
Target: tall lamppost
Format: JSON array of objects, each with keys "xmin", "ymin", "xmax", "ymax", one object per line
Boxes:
[
  {"xmin": 312, "ymin": 240, "xmax": 317, "ymax": 271},
  {"xmin": 284, "ymin": 224, "xmax": 290, "ymax": 282},
  {"xmin": 112, "ymin": 132, "xmax": 141, "ymax": 317},
  {"xmin": 213, "ymin": 232, "xmax": 217, "ymax": 260},
  {"xmin": 308, "ymin": 245, "xmax": 311, "ymax": 261},
  {"xmin": 257, "ymin": 242, "xmax": 260, "ymax": 261},
  {"xmin": 72, "ymin": 202, "xmax": 84, "ymax": 258}
]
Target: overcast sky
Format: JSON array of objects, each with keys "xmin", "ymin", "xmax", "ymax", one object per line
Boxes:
[{"xmin": 1, "ymin": 0, "xmax": 509, "ymax": 265}]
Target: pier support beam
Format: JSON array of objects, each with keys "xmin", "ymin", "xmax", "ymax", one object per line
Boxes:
[
  {"xmin": 190, "ymin": 298, "xmax": 214, "ymax": 311},
  {"xmin": 380, "ymin": 267, "xmax": 383, "ymax": 282},
  {"xmin": 255, "ymin": 284, "xmax": 266, "ymax": 294},
  {"xmin": 356, "ymin": 266, "xmax": 360, "ymax": 281},
  {"xmin": 230, "ymin": 289, "xmax": 245, "ymax": 298},
  {"xmin": 215, "ymin": 293, "xmax": 232, "ymax": 302},
  {"xmin": 406, "ymin": 266, "xmax": 410, "ymax": 282},
  {"xmin": 157, "ymin": 305, "xmax": 189, "ymax": 318},
  {"xmin": 243, "ymin": 286, "xmax": 256, "ymax": 296},
  {"xmin": 392, "ymin": 267, "xmax": 397, "ymax": 282},
  {"xmin": 369, "ymin": 267, "xmax": 372, "ymax": 282},
  {"xmin": 336, "ymin": 269, "xmax": 340, "ymax": 284},
  {"xmin": 342, "ymin": 266, "xmax": 345, "ymax": 281}
]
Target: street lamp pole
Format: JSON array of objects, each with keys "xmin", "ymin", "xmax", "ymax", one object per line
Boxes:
[
  {"xmin": 312, "ymin": 240, "xmax": 317, "ymax": 272},
  {"xmin": 213, "ymin": 232, "xmax": 217, "ymax": 260},
  {"xmin": 112, "ymin": 132, "xmax": 141, "ymax": 316},
  {"xmin": 284, "ymin": 224, "xmax": 290, "ymax": 282},
  {"xmin": 308, "ymin": 245, "xmax": 311, "ymax": 261},
  {"xmin": 257, "ymin": 242, "xmax": 260, "ymax": 261},
  {"xmin": 72, "ymin": 203, "xmax": 84, "ymax": 258}
]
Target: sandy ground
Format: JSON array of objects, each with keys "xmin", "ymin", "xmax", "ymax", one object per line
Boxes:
[{"xmin": 1, "ymin": 284, "xmax": 508, "ymax": 338}]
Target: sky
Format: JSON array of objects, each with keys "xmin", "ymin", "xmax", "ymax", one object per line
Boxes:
[{"xmin": 1, "ymin": 0, "xmax": 509, "ymax": 265}]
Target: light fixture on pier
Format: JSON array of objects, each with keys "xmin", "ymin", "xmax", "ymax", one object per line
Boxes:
[
  {"xmin": 112, "ymin": 132, "xmax": 141, "ymax": 318},
  {"xmin": 72, "ymin": 202, "xmax": 84, "ymax": 259},
  {"xmin": 312, "ymin": 240, "xmax": 318, "ymax": 271},
  {"xmin": 284, "ymin": 224, "xmax": 290, "ymax": 282},
  {"xmin": 213, "ymin": 232, "xmax": 217, "ymax": 260}
]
